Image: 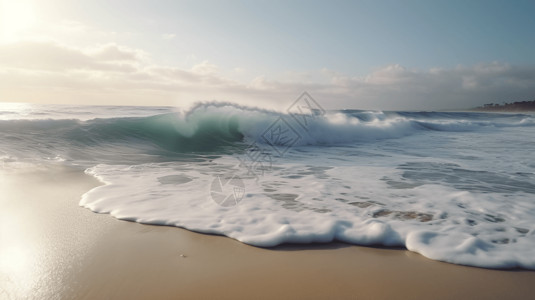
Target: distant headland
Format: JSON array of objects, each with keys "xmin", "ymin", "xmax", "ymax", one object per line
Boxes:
[{"xmin": 472, "ymin": 100, "xmax": 535, "ymax": 112}]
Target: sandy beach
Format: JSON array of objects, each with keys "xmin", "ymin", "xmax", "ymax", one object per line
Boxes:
[
  {"xmin": 2, "ymin": 0, "xmax": 535, "ymax": 298},
  {"xmin": 1, "ymin": 165, "xmax": 535, "ymax": 300}
]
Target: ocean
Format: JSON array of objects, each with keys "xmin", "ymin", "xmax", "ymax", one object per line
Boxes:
[{"xmin": 1, "ymin": 101, "xmax": 534, "ymax": 269}]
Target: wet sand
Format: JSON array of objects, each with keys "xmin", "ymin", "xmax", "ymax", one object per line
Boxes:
[{"xmin": 1, "ymin": 165, "xmax": 535, "ymax": 299}]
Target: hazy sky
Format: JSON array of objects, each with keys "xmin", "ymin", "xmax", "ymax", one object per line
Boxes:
[{"xmin": 1, "ymin": 0, "xmax": 534, "ymax": 110}]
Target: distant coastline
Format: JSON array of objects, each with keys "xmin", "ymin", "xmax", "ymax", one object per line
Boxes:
[{"xmin": 471, "ymin": 100, "xmax": 535, "ymax": 112}]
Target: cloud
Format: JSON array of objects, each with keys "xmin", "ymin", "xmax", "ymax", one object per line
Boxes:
[
  {"xmin": 191, "ymin": 61, "xmax": 218, "ymax": 75},
  {"xmin": 0, "ymin": 39, "xmax": 534, "ymax": 110},
  {"xmin": 0, "ymin": 41, "xmax": 141, "ymax": 72},
  {"xmin": 0, "ymin": 40, "xmax": 253, "ymax": 107},
  {"xmin": 88, "ymin": 43, "xmax": 145, "ymax": 62},
  {"xmin": 312, "ymin": 63, "xmax": 535, "ymax": 110},
  {"xmin": 162, "ymin": 33, "xmax": 176, "ymax": 40}
]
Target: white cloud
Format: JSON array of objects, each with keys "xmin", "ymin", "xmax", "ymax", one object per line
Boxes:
[
  {"xmin": 191, "ymin": 60, "xmax": 218, "ymax": 75},
  {"xmin": 0, "ymin": 38, "xmax": 534, "ymax": 110},
  {"xmin": 0, "ymin": 41, "xmax": 141, "ymax": 72},
  {"xmin": 88, "ymin": 43, "xmax": 146, "ymax": 62},
  {"xmin": 323, "ymin": 63, "xmax": 535, "ymax": 110},
  {"xmin": 162, "ymin": 33, "xmax": 176, "ymax": 40}
]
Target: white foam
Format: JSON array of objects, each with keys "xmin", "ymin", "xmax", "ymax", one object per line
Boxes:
[{"xmin": 81, "ymin": 147, "xmax": 535, "ymax": 269}]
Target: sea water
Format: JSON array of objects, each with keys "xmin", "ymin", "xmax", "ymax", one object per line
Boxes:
[{"xmin": 1, "ymin": 102, "xmax": 534, "ymax": 269}]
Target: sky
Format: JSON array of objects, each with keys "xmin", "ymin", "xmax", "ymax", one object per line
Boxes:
[{"xmin": 0, "ymin": 0, "xmax": 534, "ymax": 110}]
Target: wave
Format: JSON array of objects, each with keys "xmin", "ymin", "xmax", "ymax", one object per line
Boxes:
[{"xmin": 1, "ymin": 103, "xmax": 534, "ymax": 156}]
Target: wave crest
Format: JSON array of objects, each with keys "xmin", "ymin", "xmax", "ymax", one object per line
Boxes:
[{"xmin": 1, "ymin": 103, "xmax": 533, "ymax": 155}]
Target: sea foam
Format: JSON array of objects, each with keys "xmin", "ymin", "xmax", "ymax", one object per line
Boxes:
[{"xmin": 81, "ymin": 158, "xmax": 535, "ymax": 269}]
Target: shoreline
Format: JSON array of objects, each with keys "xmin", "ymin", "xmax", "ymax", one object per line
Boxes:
[{"xmin": 1, "ymin": 165, "xmax": 535, "ymax": 299}]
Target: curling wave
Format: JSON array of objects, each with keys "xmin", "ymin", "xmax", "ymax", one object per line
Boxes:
[{"xmin": 1, "ymin": 103, "xmax": 533, "ymax": 158}]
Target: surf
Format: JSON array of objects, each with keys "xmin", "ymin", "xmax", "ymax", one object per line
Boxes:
[{"xmin": 2, "ymin": 103, "xmax": 533, "ymax": 160}]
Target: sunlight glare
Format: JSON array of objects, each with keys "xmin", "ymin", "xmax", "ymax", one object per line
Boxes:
[{"xmin": 0, "ymin": 0, "xmax": 36, "ymax": 43}]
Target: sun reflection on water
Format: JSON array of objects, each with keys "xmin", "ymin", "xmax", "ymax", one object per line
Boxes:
[{"xmin": 0, "ymin": 102, "xmax": 35, "ymax": 120}]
